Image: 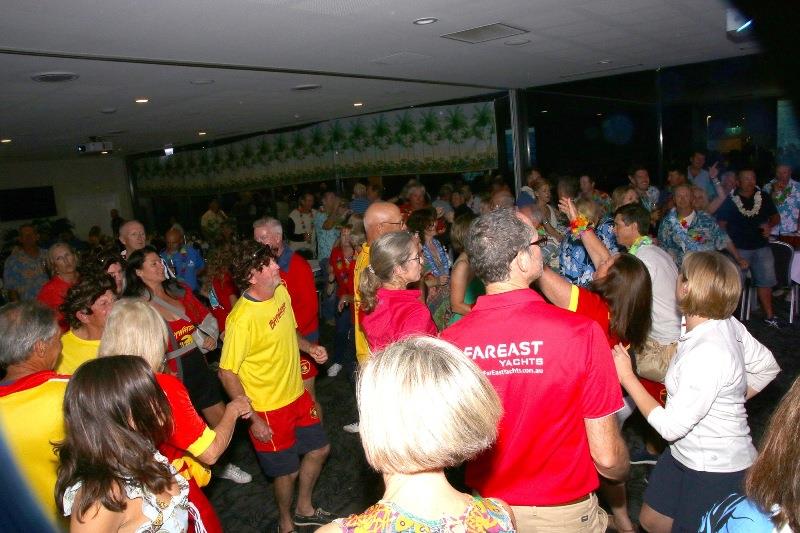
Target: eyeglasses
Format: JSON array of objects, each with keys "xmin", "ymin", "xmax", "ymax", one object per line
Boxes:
[
  {"xmin": 530, "ymin": 239, "xmax": 547, "ymax": 248},
  {"xmin": 405, "ymin": 255, "xmax": 423, "ymax": 264},
  {"xmin": 382, "ymin": 220, "xmax": 404, "ymax": 227}
]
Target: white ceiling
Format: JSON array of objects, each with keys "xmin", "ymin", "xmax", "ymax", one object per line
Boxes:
[{"xmin": 0, "ymin": 0, "xmax": 756, "ymax": 160}]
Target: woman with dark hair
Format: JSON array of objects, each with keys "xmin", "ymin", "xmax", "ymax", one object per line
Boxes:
[
  {"xmin": 37, "ymin": 242, "xmax": 79, "ymax": 331},
  {"xmin": 123, "ymin": 246, "xmax": 250, "ymax": 484},
  {"xmin": 406, "ymin": 208, "xmax": 452, "ymax": 328},
  {"xmin": 358, "ymin": 231, "xmax": 436, "ymax": 354},
  {"xmin": 538, "ymin": 244, "xmax": 652, "ymax": 533},
  {"xmin": 79, "ymin": 248, "xmax": 125, "ymax": 295},
  {"xmin": 701, "ymin": 375, "xmax": 800, "ymax": 532},
  {"xmin": 55, "ymin": 356, "xmax": 194, "ymax": 532},
  {"xmin": 613, "ymin": 251, "xmax": 779, "ymax": 533}
]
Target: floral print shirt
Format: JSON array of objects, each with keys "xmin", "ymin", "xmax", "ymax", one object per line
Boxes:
[
  {"xmin": 558, "ymin": 216, "xmax": 618, "ymax": 286},
  {"xmin": 657, "ymin": 208, "xmax": 729, "ymax": 266},
  {"xmin": 332, "ymin": 496, "xmax": 515, "ymax": 533},
  {"xmin": 2, "ymin": 247, "xmax": 48, "ymax": 301},
  {"xmin": 763, "ymin": 178, "xmax": 800, "ymax": 234}
]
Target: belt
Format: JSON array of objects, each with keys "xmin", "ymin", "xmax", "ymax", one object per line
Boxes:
[{"xmin": 539, "ymin": 493, "xmax": 591, "ymax": 507}]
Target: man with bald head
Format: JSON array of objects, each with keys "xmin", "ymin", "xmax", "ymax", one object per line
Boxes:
[
  {"xmin": 118, "ymin": 220, "xmax": 147, "ymax": 258},
  {"xmin": 161, "ymin": 227, "xmax": 205, "ymax": 292},
  {"xmin": 342, "ymin": 202, "xmax": 406, "ymax": 433}
]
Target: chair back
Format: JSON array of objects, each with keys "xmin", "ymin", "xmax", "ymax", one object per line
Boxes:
[{"xmin": 770, "ymin": 240, "xmax": 794, "ymax": 288}]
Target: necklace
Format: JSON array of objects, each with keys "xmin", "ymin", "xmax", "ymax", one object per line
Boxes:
[
  {"xmin": 628, "ymin": 235, "xmax": 652, "ymax": 256},
  {"xmin": 772, "ymin": 182, "xmax": 791, "ymax": 205},
  {"xmin": 731, "ymin": 189, "xmax": 762, "ymax": 217}
]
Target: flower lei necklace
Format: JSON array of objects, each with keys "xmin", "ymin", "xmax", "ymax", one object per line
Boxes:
[
  {"xmin": 772, "ymin": 183, "xmax": 792, "ymax": 205},
  {"xmin": 678, "ymin": 213, "xmax": 705, "ymax": 244},
  {"xmin": 731, "ymin": 188, "xmax": 762, "ymax": 218},
  {"xmin": 628, "ymin": 235, "xmax": 652, "ymax": 256}
]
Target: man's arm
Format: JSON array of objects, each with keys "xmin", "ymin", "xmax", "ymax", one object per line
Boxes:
[
  {"xmin": 218, "ymin": 368, "xmax": 272, "ymax": 442},
  {"xmin": 584, "ymin": 414, "xmax": 630, "ymax": 481},
  {"xmin": 297, "ymin": 332, "xmax": 328, "ymax": 364},
  {"xmin": 536, "ymin": 267, "xmax": 574, "ymax": 309}
]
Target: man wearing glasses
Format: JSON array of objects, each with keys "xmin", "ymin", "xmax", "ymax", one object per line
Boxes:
[
  {"xmin": 343, "ymin": 202, "xmax": 405, "ymax": 433},
  {"xmin": 441, "ymin": 208, "xmax": 628, "ymax": 532}
]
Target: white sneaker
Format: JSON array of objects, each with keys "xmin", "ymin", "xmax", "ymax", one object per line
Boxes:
[
  {"xmin": 327, "ymin": 363, "xmax": 342, "ymax": 377},
  {"xmin": 217, "ymin": 463, "xmax": 252, "ymax": 484},
  {"xmin": 342, "ymin": 422, "xmax": 360, "ymax": 433}
]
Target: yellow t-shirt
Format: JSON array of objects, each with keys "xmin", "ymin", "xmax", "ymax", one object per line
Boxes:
[
  {"xmin": 353, "ymin": 244, "xmax": 371, "ymax": 364},
  {"xmin": 220, "ymin": 284, "xmax": 303, "ymax": 412},
  {"xmin": 57, "ymin": 330, "xmax": 100, "ymax": 374},
  {"xmin": 0, "ymin": 372, "xmax": 68, "ymax": 528}
]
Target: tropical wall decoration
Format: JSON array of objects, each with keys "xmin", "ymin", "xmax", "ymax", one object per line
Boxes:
[{"xmin": 132, "ymin": 102, "xmax": 497, "ymax": 195}]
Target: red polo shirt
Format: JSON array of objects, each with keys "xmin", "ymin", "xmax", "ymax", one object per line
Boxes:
[
  {"xmin": 441, "ymin": 288, "xmax": 622, "ymax": 506},
  {"xmin": 361, "ymin": 287, "xmax": 437, "ymax": 352},
  {"xmin": 279, "ymin": 253, "xmax": 318, "ymax": 337}
]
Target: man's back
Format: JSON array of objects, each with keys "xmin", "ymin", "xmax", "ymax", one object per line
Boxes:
[
  {"xmin": 0, "ymin": 371, "xmax": 68, "ymax": 526},
  {"xmin": 636, "ymin": 244, "xmax": 681, "ymax": 344},
  {"xmin": 441, "ymin": 288, "xmax": 622, "ymax": 506}
]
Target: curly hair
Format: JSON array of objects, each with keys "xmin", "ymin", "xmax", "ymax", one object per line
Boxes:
[
  {"xmin": 229, "ymin": 240, "xmax": 276, "ymax": 292},
  {"xmin": 405, "ymin": 207, "xmax": 436, "ymax": 238},
  {"xmin": 60, "ymin": 274, "xmax": 116, "ymax": 330}
]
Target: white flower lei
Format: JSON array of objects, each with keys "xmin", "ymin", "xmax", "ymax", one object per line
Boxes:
[{"xmin": 731, "ymin": 188, "xmax": 762, "ymax": 218}]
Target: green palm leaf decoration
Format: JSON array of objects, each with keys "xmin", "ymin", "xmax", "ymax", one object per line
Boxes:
[
  {"xmin": 394, "ymin": 112, "xmax": 418, "ymax": 148},
  {"xmin": 257, "ymin": 138, "xmax": 272, "ymax": 164},
  {"xmin": 309, "ymin": 127, "xmax": 327, "ymax": 158},
  {"xmin": 291, "ymin": 131, "xmax": 308, "ymax": 160},
  {"xmin": 419, "ymin": 109, "xmax": 443, "ymax": 146},
  {"xmin": 348, "ymin": 119, "xmax": 368, "ymax": 153},
  {"xmin": 274, "ymin": 135, "xmax": 289, "ymax": 162},
  {"xmin": 328, "ymin": 121, "xmax": 346, "ymax": 152},
  {"xmin": 241, "ymin": 143, "xmax": 255, "ymax": 167},
  {"xmin": 371, "ymin": 115, "xmax": 392, "ymax": 151},
  {"xmin": 471, "ymin": 104, "xmax": 495, "ymax": 141},
  {"xmin": 445, "ymin": 107, "xmax": 469, "ymax": 144}
]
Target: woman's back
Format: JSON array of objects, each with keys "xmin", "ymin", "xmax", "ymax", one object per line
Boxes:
[{"xmin": 332, "ymin": 496, "xmax": 514, "ymax": 533}]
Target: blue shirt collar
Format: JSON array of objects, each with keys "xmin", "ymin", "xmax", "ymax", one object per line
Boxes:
[{"xmin": 276, "ymin": 244, "xmax": 293, "ymax": 272}]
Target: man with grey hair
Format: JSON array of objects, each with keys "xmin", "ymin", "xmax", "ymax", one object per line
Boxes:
[
  {"xmin": 253, "ymin": 218, "xmax": 320, "ymax": 400},
  {"xmin": 441, "ymin": 208, "xmax": 628, "ymax": 532},
  {"xmin": 0, "ymin": 302, "xmax": 68, "ymax": 528}
]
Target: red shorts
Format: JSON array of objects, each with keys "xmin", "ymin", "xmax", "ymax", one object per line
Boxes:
[
  {"xmin": 300, "ymin": 352, "xmax": 318, "ymax": 380},
  {"xmin": 249, "ymin": 390, "xmax": 321, "ymax": 452}
]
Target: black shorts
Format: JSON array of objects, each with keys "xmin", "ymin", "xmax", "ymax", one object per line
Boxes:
[
  {"xmin": 175, "ymin": 349, "xmax": 224, "ymax": 411},
  {"xmin": 256, "ymin": 423, "xmax": 329, "ymax": 477},
  {"xmin": 644, "ymin": 448, "xmax": 747, "ymax": 532}
]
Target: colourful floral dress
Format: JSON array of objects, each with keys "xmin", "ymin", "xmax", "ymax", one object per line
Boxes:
[
  {"xmin": 764, "ymin": 178, "xmax": 800, "ymax": 234},
  {"xmin": 332, "ymin": 497, "xmax": 515, "ymax": 533}
]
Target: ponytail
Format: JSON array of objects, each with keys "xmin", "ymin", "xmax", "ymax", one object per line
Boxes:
[{"xmin": 358, "ymin": 231, "xmax": 415, "ymax": 313}]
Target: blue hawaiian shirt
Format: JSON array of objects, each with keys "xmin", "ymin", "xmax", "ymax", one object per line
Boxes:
[
  {"xmin": 161, "ymin": 245, "xmax": 205, "ymax": 291},
  {"xmin": 558, "ymin": 216, "xmax": 618, "ymax": 286},
  {"xmin": 763, "ymin": 178, "xmax": 800, "ymax": 234},
  {"xmin": 657, "ymin": 208, "xmax": 729, "ymax": 266},
  {"xmin": 699, "ymin": 493, "xmax": 779, "ymax": 533},
  {"xmin": 2, "ymin": 247, "xmax": 48, "ymax": 301},
  {"xmin": 313, "ymin": 211, "xmax": 340, "ymax": 260}
]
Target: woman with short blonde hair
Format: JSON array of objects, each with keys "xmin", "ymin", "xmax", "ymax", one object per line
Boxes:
[
  {"xmin": 319, "ymin": 336, "xmax": 514, "ymax": 532},
  {"xmin": 99, "ymin": 298, "xmax": 169, "ymax": 370},
  {"xmin": 613, "ymin": 251, "xmax": 780, "ymax": 532}
]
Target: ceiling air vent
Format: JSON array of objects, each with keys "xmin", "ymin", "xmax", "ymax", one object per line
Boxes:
[
  {"xmin": 441, "ymin": 23, "xmax": 528, "ymax": 44},
  {"xmin": 31, "ymin": 72, "xmax": 79, "ymax": 83}
]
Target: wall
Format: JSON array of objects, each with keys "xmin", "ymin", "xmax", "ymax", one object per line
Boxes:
[{"xmin": 0, "ymin": 156, "xmax": 132, "ymax": 239}]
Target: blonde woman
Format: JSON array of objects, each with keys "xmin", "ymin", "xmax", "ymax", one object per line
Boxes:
[
  {"xmin": 613, "ymin": 251, "xmax": 780, "ymax": 532},
  {"xmin": 319, "ymin": 336, "xmax": 514, "ymax": 532},
  {"xmin": 37, "ymin": 242, "xmax": 79, "ymax": 331},
  {"xmin": 99, "ymin": 298, "xmax": 251, "ymax": 533},
  {"xmin": 359, "ymin": 231, "xmax": 436, "ymax": 352}
]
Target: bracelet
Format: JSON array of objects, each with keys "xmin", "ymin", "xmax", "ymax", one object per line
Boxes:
[{"xmin": 569, "ymin": 214, "xmax": 593, "ymax": 237}]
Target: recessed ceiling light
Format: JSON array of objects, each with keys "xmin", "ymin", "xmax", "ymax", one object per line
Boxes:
[
  {"xmin": 291, "ymin": 84, "xmax": 322, "ymax": 92},
  {"xmin": 413, "ymin": 17, "xmax": 438, "ymax": 25},
  {"xmin": 294, "ymin": 114, "xmax": 301, "ymax": 119},
  {"xmin": 100, "ymin": 151, "xmax": 109, "ymax": 155},
  {"xmin": 596, "ymin": 113, "xmax": 603, "ymax": 116},
  {"xmin": 598, "ymin": 59, "xmax": 613, "ymax": 65},
  {"xmin": 541, "ymin": 110, "xmax": 548, "ymax": 113},
  {"xmin": 504, "ymin": 38, "xmax": 531, "ymax": 46},
  {"xmin": 198, "ymin": 131, "xmax": 207, "ymax": 136},
  {"xmin": 190, "ymin": 79, "xmax": 215, "ymax": 85},
  {"xmin": 30, "ymin": 72, "xmax": 79, "ymax": 83},
  {"xmin": 353, "ymin": 102, "xmax": 364, "ymax": 107},
  {"xmin": 1, "ymin": 138, "xmax": 11, "ymax": 143},
  {"xmin": 100, "ymin": 107, "xmax": 117, "ymax": 114},
  {"xmin": 135, "ymin": 98, "xmax": 149, "ymax": 104}
]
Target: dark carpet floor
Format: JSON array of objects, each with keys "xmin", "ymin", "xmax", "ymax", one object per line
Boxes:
[{"xmin": 205, "ymin": 298, "xmax": 800, "ymax": 532}]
